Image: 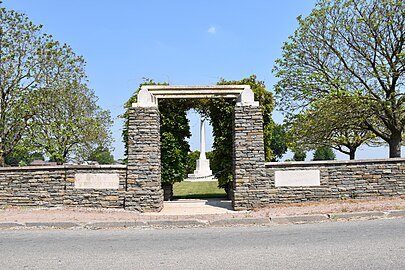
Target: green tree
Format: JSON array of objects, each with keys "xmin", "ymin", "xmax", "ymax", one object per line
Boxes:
[
  {"xmin": 273, "ymin": 0, "xmax": 405, "ymax": 158},
  {"xmin": 270, "ymin": 124, "xmax": 288, "ymax": 162},
  {"xmin": 4, "ymin": 145, "xmax": 44, "ymax": 167},
  {"xmin": 29, "ymin": 82, "xmax": 113, "ymax": 164},
  {"xmin": 0, "ymin": 7, "xmax": 111, "ymax": 165},
  {"xmin": 292, "ymin": 150, "xmax": 306, "ymax": 161},
  {"xmin": 159, "ymin": 99, "xmax": 191, "ymax": 184},
  {"xmin": 313, "ymin": 146, "xmax": 336, "ymax": 161},
  {"xmin": 186, "ymin": 150, "xmax": 200, "ymax": 175},
  {"xmin": 287, "ymin": 96, "xmax": 377, "ymax": 160},
  {"xmin": 87, "ymin": 145, "xmax": 115, "ymax": 164},
  {"xmin": 0, "ymin": 8, "xmax": 43, "ymax": 166}
]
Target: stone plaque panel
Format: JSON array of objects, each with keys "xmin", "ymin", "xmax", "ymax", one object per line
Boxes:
[
  {"xmin": 275, "ymin": 170, "xmax": 320, "ymax": 187},
  {"xmin": 74, "ymin": 173, "xmax": 120, "ymax": 189}
]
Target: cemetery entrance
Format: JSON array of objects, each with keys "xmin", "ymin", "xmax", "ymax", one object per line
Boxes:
[{"xmin": 127, "ymin": 85, "xmax": 266, "ymax": 211}]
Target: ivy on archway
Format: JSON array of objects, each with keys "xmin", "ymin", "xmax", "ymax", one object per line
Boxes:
[{"xmin": 123, "ymin": 76, "xmax": 277, "ymax": 194}]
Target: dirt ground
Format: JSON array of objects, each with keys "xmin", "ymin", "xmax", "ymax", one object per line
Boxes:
[
  {"xmin": 255, "ymin": 196, "xmax": 405, "ymax": 217},
  {"xmin": 0, "ymin": 197, "xmax": 404, "ymax": 223}
]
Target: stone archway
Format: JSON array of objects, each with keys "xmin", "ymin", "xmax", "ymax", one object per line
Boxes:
[{"xmin": 126, "ymin": 85, "xmax": 265, "ymax": 211}]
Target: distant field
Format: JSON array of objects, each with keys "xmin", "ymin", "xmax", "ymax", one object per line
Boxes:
[{"xmin": 173, "ymin": 181, "xmax": 227, "ymax": 199}]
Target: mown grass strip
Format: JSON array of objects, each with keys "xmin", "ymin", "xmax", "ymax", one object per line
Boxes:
[{"xmin": 173, "ymin": 181, "xmax": 227, "ymax": 199}]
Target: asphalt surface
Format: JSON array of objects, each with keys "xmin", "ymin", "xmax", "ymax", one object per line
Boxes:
[{"xmin": 1, "ymin": 218, "xmax": 404, "ymax": 270}]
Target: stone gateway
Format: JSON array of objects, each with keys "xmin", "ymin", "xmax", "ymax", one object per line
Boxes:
[
  {"xmin": 129, "ymin": 85, "xmax": 265, "ymax": 211},
  {"xmin": 0, "ymin": 86, "xmax": 405, "ymax": 211}
]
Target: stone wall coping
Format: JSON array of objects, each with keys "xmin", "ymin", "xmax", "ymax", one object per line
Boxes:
[
  {"xmin": 0, "ymin": 164, "xmax": 127, "ymax": 172},
  {"xmin": 265, "ymin": 158, "xmax": 405, "ymax": 168}
]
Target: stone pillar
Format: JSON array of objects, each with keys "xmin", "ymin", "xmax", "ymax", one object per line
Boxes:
[
  {"xmin": 125, "ymin": 106, "xmax": 163, "ymax": 212},
  {"xmin": 232, "ymin": 105, "xmax": 267, "ymax": 210}
]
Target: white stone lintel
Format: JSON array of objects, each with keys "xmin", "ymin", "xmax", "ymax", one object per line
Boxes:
[{"xmin": 132, "ymin": 85, "xmax": 259, "ymax": 107}]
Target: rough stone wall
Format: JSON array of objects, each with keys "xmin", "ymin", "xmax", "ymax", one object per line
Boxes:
[
  {"xmin": 264, "ymin": 159, "xmax": 405, "ymax": 204},
  {"xmin": 4, "ymin": 105, "xmax": 405, "ymax": 211},
  {"xmin": 1, "ymin": 156, "xmax": 405, "ymax": 210},
  {"xmin": 126, "ymin": 107, "xmax": 163, "ymax": 212},
  {"xmin": 0, "ymin": 165, "xmax": 128, "ymax": 208},
  {"xmin": 232, "ymin": 105, "xmax": 267, "ymax": 210}
]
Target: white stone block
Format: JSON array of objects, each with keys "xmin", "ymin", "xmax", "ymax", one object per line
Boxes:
[
  {"xmin": 74, "ymin": 173, "xmax": 120, "ymax": 189},
  {"xmin": 275, "ymin": 170, "xmax": 320, "ymax": 187},
  {"xmin": 133, "ymin": 87, "xmax": 158, "ymax": 107},
  {"xmin": 194, "ymin": 159, "xmax": 212, "ymax": 176}
]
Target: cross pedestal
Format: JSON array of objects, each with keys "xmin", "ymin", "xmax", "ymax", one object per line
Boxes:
[{"xmin": 187, "ymin": 116, "xmax": 214, "ymax": 181}]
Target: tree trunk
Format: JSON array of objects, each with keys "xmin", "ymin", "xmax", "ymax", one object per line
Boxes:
[
  {"xmin": 224, "ymin": 182, "xmax": 233, "ymax": 199},
  {"xmin": 389, "ymin": 131, "xmax": 402, "ymax": 158},
  {"xmin": 349, "ymin": 150, "xmax": 355, "ymax": 160},
  {"xmin": 161, "ymin": 183, "xmax": 173, "ymax": 201}
]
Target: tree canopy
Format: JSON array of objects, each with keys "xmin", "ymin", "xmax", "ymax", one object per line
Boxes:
[
  {"xmin": 159, "ymin": 99, "xmax": 191, "ymax": 184},
  {"xmin": 28, "ymin": 82, "xmax": 112, "ymax": 164},
  {"xmin": 313, "ymin": 146, "xmax": 336, "ymax": 161},
  {"xmin": 273, "ymin": 0, "xmax": 405, "ymax": 158},
  {"xmin": 270, "ymin": 123, "xmax": 288, "ymax": 162},
  {"xmin": 292, "ymin": 150, "xmax": 306, "ymax": 161},
  {"xmin": 5, "ymin": 146, "xmax": 44, "ymax": 167},
  {"xmin": 0, "ymin": 7, "xmax": 113, "ymax": 165},
  {"xmin": 85, "ymin": 146, "xmax": 115, "ymax": 165},
  {"xmin": 186, "ymin": 150, "xmax": 201, "ymax": 175},
  {"xmin": 287, "ymin": 96, "xmax": 377, "ymax": 160},
  {"xmin": 0, "ymin": 7, "xmax": 43, "ymax": 165}
]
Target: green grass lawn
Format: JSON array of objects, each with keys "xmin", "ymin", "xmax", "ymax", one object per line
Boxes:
[{"xmin": 173, "ymin": 181, "xmax": 227, "ymax": 199}]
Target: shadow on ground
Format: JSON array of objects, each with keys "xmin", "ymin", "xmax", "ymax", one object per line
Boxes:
[{"xmin": 159, "ymin": 198, "xmax": 234, "ymax": 215}]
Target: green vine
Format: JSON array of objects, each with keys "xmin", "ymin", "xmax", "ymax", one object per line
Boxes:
[{"xmin": 122, "ymin": 76, "xmax": 278, "ymax": 193}]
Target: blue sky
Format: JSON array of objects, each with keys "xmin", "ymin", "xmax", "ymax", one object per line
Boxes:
[{"xmin": 2, "ymin": 0, "xmax": 395, "ymax": 160}]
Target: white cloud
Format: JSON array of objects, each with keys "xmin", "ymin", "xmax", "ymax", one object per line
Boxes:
[{"xmin": 207, "ymin": 26, "xmax": 216, "ymax": 34}]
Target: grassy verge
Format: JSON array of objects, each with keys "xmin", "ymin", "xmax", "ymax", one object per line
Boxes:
[{"xmin": 173, "ymin": 181, "xmax": 227, "ymax": 199}]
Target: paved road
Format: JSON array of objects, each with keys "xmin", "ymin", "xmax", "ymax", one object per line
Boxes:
[{"xmin": 1, "ymin": 219, "xmax": 404, "ymax": 270}]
